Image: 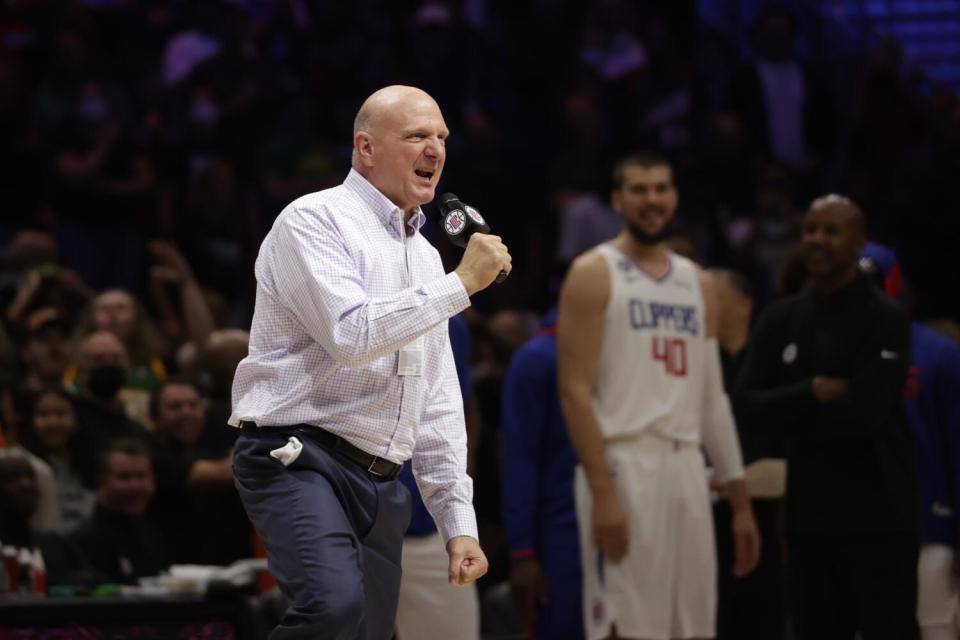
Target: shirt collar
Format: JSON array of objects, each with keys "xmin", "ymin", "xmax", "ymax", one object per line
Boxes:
[{"xmin": 344, "ymin": 169, "xmax": 426, "ymax": 234}]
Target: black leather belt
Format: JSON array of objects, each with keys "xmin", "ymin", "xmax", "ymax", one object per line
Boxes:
[{"xmin": 240, "ymin": 421, "xmax": 402, "ymax": 480}]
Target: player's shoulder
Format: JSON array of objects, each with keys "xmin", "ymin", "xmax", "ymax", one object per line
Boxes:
[
  {"xmin": 563, "ymin": 245, "xmax": 612, "ymax": 290},
  {"xmin": 570, "ymin": 244, "xmax": 613, "ymax": 272},
  {"xmin": 670, "ymin": 251, "xmax": 700, "ymax": 273},
  {"xmin": 509, "ymin": 333, "xmax": 558, "ymax": 375}
]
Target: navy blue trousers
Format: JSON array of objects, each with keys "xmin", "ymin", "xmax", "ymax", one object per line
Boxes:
[{"xmin": 233, "ymin": 427, "xmax": 412, "ymax": 640}]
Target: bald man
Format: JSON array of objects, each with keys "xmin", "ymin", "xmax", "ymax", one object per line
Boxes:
[
  {"xmin": 737, "ymin": 195, "xmax": 919, "ymax": 640},
  {"xmin": 230, "ymin": 86, "xmax": 510, "ymax": 639}
]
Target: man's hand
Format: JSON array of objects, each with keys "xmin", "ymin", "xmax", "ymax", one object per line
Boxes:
[
  {"xmin": 812, "ymin": 376, "xmax": 848, "ymax": 403},
  {"xmin": 455, "ymin": 234, "xmax": 511, "ymax": 295},
  {"xmin": 592, "ymin": 490, "xmax": 629, "ymax": 561},
  {"xmin": 731, "ymin": 507, "xmax": 761, "ymax": 578},
  {"xmin": 508, "ymin": 558, "xmax": 548, "ymax": 629},
  {"xmin": 446, "ymin": 535, "xmax": 489, "ymax": 585}
]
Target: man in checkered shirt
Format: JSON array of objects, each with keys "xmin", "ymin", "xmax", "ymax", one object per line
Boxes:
[{"xmin": 229, "ymin": 85, "xmax": 511, "ymax": 640}]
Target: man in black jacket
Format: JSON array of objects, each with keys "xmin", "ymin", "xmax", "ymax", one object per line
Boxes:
[
  {"xmin": 737, "ymin": 194, "xmax": 918, "ymax": 640},
  {"xmin": 71, "ymin": 438, "xmax": 167, "ymax": 584}
]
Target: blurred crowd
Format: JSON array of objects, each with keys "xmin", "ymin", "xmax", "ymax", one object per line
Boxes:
[{"xmin": 1, "ymin": 0, "xmax": 959, "ymax": 637}]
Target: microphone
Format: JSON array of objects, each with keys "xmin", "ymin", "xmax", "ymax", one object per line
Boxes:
[{"xmin": 438, "ymin": 192, "xmax": 508, "ymax": 283}]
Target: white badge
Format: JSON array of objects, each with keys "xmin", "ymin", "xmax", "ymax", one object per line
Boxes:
[{"xmin": 398, "ymin": 335, "xmax": 425, "ymax": 376}]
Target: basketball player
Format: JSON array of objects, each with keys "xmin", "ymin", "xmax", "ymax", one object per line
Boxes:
[{"xmin": 557, "ymin": 152, "xmax": 761, "ymax": 640}]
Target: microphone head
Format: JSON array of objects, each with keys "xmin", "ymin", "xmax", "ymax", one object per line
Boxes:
[
  {"xmin": 438, "ymin": 192, "xmax": 489, "ymax": 248},
  {"xmin": 439, "ymin": 192, "xmax": 460, "ymax": 214}
]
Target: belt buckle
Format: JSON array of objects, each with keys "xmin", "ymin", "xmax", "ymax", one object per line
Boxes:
[{"xmin": 367, "ymin": 457, "xmax": 384, "ymax": 478}]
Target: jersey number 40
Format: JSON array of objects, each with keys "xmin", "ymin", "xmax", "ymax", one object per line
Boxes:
[{"xmin": 652, "ymin": 337, "xmax": 687, "ymax": 377}]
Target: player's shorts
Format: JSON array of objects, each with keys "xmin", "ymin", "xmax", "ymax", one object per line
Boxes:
[
  {"xmin": 917, "ymin": 544, "xmax": 959, "ymax": 633},
  {"xmin": 575, "ymin": 434, "xmax": 716, "ymax": 640}
]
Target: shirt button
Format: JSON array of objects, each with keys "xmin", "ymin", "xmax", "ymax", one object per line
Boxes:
[{"xmin": 447, "ymin": 305, "xmax": 455, "ymax": 314}]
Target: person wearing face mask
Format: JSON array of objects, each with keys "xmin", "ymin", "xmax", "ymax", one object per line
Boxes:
[
  {"xmin": 146, "ymin": 378, "xmax": 249, "ymax": 565},
  {"xmin": 69, "ymin": 331, "xmax": 150, "ymax": 446},
  {"xmin": 230, "ymin": 85, "xmax": 511, "ymax": 640},
  {"xmin": 67, "ymin": 289, "xmax": 168, "ymax": 393},
  {"xmin": 557, "ymin": 151, "xmax": 760, "ymax": 640},
  {"xmin": 69, "ymin": 438, "xmax": 167, "ymax": 584},
  {"xmin": 19, "ymin": 388, "xmax": 98, "ymax": 533}
]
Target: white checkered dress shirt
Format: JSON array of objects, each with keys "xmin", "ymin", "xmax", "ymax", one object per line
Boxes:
[{"xmin": 230, "ymin": 169, "xmax": 476, "ymax": 542}]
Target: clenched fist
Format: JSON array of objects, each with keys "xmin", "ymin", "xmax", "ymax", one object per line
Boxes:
[{"xmin": 455, "ymin": 234, "xmax": 512, "ymax": 295}]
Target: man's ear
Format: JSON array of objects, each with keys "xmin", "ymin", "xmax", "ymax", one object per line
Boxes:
[
  {"xmin": 610, "ymin": 189, "xmax": 623, "ymax": 215},
  {"xmin": 354, "ymin": 132, "xmax": 375, "ymax": 167}
]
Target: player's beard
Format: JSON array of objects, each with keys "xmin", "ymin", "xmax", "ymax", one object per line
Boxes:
[{"xmin": 625, "ymin": 217, "xmax": 669, "ymax": 245}]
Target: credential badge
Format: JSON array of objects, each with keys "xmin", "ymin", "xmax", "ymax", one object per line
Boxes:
[{"xmin": 782, "ymin": 343, "xmax": 798, "ymax": 364}]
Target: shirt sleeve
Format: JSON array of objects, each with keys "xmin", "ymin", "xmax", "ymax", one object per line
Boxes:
[
  {"xmin": 412, "ymin": 331, "xmax": 477, "ymax": 543},
  {"xmin": 269, "ymin": 207, "xmax": 470, "ymax": 369},
  {"xmin": 700, "ymin": 338, "xmax": 745, "ymax": 483},
  {"xmin": 500, "ymin": 345, "xmax": 548, "ymax": 558}
]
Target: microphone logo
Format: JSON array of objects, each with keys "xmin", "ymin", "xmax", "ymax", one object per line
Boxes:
[
  {"xmin": 438, "ymin": 191, "xmax": 507, "ymax": 283},
  {"xmin": 465, "ymin": 206, "xmax": 485, "ymax": 226},
  {"xmin": 443, "ymin": 208, "xmax": 467, "ymax": 236}
]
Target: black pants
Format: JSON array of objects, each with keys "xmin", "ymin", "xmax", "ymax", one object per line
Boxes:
[
  {"xmin": 233, "ymin": 427, "xmax": 412, "ymax": 640},
  {"xmin": 788, "ymin": 533, "xmax": 919, "ymax": 640},
  {"xmin": 715, "ymin": 498, "xmax": 786, "ymax": 640}
]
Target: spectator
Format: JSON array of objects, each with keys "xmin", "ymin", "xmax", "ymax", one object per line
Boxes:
[
  {"xmin": 145, "ymin": 240, "xmax": 217, "ymax": 359},
  {"xmin": 194, "ymin": 328, "xmax": 249, "ymax": 440},
  {"xmin": 145, "ymin": 378, "xmax": 246, "ymax": 566},
  {"xmin": 729, "ymin": 4, "xmax": 836, "ymax": 179},
  {"xmin": 0, "ymin": 446, "xmax": 95, "ymax": 590},
  {"xmin": 86, "ymin": 288, "xmax": 167, "ymax": 390},
  {"xmin": 69, "ymin": 330, "xmax": 150, "ymax": 442},
  {"xmin": 4, "ymin": 257, "xmax": 93, "ymax": 331},
  {"xmin": 17, "ymin": 307, "xmax": 74, "ymax": 393},
  {"xmin": 737, "ymin": 195, "xmax": 918, "ymax": 639},
  {"xmin": 70, "ymin": 438, "xmax": 166, "ymax": 585},
  {"xmin": 49, "ymin": 77, "xmax": 155, "ymax": 292},
  {"xmin": 19, "ymin": 388, "xmax": 98, "ymax": 533}
]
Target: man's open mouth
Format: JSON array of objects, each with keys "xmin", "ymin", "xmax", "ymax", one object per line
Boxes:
[{"xmin": 414, "ymin": 169, "xmax": 434, "ymax": 179}]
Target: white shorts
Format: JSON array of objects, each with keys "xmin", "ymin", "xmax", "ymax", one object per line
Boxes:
[
  {"xmin": 575, "ymin": 436, "xmax": 716, "ymax": 640},
  {"xmin": 917, "ymin": 544, "xmax": 959, "ymax": 633},
  {"xmin": 395, "ymin": 532, "xmax": 479, "ymax": 640}
]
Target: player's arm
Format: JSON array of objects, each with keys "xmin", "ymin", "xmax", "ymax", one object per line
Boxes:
[
  {"xmin": 698, "ymin": 270, "xmax": 760, "ymax": 577},
  {"xmin": 557, "ymin": 251, "xmax": 627, "ymax": 560}
]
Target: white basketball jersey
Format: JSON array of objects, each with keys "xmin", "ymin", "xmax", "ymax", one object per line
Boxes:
[{"xmin": 593, "ymin": 244, "xmax": 706, "ymax": 444}]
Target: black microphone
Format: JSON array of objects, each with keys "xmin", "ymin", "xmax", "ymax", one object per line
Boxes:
[{"xmin": 438, "ymin": 192, "xmax": 508, "ymax": 283}]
